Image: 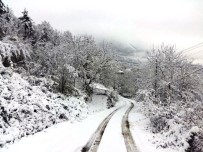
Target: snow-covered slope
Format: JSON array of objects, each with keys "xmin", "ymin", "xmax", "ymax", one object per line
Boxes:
[
  {"xmin": 1, "ymin": 106, "xmax": 117, "ymax": 152},
  {"xmin": 1, "ymin": 95, "xmax": 125, "ymax": 152},
  {"xmin": 129, "ymin": 100, "xmax": 177, "ymax": 152},
  {"xmin": 130, "ymin": 98, "xmax": 201, "ymax": 152},
  {"xmin": 0, "ymin": 66, "xmax": 88, "ymax": 148},
  {"xmin": 87, "ymin": 95, "xmax": 108, "ymax": 113}
]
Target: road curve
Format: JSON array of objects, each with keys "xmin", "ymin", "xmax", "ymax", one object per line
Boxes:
[
  {"xmin": 122, "ymin": 103, "xmax": 138, "ymax": 152},
  {"xmin": 81, "ymin": 107, "xmax": 121, "ymax": 152}
]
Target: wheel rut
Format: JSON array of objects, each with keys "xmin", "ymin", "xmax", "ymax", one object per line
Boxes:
[
  {"xmin": 122, "ymin": 103, "xmax": 139, "ymax": 152},
  {"xmin": 81, "ymin": 107, "xmax": 121, "ymax": 152}
]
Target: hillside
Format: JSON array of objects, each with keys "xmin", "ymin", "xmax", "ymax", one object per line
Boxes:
[{"xmin": 0, "ymin": 64, "xmax": 88, "ymax": 148}]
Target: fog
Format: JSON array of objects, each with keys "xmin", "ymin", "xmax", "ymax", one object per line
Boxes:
[{"xmin": 5, "ymin": 0, "xmax": 203, "ymax": 62}]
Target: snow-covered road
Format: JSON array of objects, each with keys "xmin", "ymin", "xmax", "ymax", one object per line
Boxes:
[
  {"xmin": 2, "ymin": 96, "xmax": 168, "ymax": 152},
  {"xmin": 94, "ymin": 99, "xmax": 130, "ymax": 152}
]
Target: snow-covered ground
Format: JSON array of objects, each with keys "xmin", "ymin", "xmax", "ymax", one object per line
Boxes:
[
  {"xmin": 1, "ymin": 96, "xmax": 125, "ymax": 152},
  {"xmin": 1, "ymin": 110, "xmax": 113, "ymax": 152},
  {"xmin": 0, "ymin": 67, "xmax": 88, "ymax": 148},
  {"xmin": 97, "ymin": 97, "xmax": 129, "ymax": 152},
  {"xmin": 1, "ymin": 71, "xmax": 180, "ymax": 152},
  {"xmin": 87, "ymin": 95, "xmax": 108, "ymax": 113},
  {"xmin": 2, "ymin": 96, "xmax": 176, "ymax": 152},
  {"xmin": 129, "ymin": 99, "xmax": 178, "ymax": 152}
]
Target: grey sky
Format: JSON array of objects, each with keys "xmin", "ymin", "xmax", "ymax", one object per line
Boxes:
[{"xmin": 4, "ymin": 0, "xmax": 203, "ymax": 63}]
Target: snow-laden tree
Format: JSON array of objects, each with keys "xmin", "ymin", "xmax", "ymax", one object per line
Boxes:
[
  {"xmin": 33, "ymin": 21, "xmax": 61, "ymax": 46},
  {"xmin": 140, "ymin": 45, "xmax": 203, "ymax": 105},
  {"xmin": 137, "ymin": 44, "xmax": 203, "ymax": 137},
  {"xmin": 32, "ymin": 34, "xmax": 115, "ymax": 95},
  {"xmin": 0, "ymin": 0, "xmax": 6, "ymax": 15},
  {"xmin": 0, "ymin": 3, "xmax": 18, "ymax": 39},
  {"xmin": 0, "ymin": 39, "xmax": 31, "ymax": 67},
  {"xmin": 18, "ymin": 9, "xmax": 34, "ymax": 39},
  {"xmin": 69, "ymin": 36, "xmax": 115, "ymax": 96},
  {"xmin": 0, "ymin": 0, "xmax": 136, "ymax": 97},
  {"xmin": 29, "ymin": 28, "xmax": 77, "ymax": 93}
]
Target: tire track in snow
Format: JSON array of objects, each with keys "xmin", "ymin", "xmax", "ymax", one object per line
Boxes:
[
  {"xmin": 81, "ymin": 107, "xmax": 121, "ymax": 152},
  {"xmin": 122, "ymin": 103, "xmax": 139, "ymax": 152}
]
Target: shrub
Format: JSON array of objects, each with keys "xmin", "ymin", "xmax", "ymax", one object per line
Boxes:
[
  {"xmin": 150, "ymin": 116, "xmax": 168, "ymax": 133},
  {"xmin": 187, "ymin": 131, "xmax": 203, "ymax": 152}
]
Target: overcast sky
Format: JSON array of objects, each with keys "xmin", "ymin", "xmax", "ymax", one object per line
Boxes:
[{"xmin": 4, "ymin": 0, "xmax": 203, "ymax": 63}]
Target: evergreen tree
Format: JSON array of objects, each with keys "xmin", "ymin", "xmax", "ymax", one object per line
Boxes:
[
  {"xmin": 18, "ymin": 9, "xmax": 33, "ymax": 39},
  {"xmin": 0, "ymin": 0, "xmax": 7, "ymax": 38},
  {"xmin": 0, "ymin": 0, "xmax": 6, "ymax": 15}
]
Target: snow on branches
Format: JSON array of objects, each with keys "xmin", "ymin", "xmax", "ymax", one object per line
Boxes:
[{"xmin": 0, "ymin": 40, "xmax": 30, "ymax": 67}]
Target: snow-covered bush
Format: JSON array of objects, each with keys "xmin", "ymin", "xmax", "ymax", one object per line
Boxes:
[
  {"xmin": 136, "ymin": 89, "xmax": 203, "ymax": 151},
  {"xmin": 136, "ymin": 89, "xmax": 154, "ymax": 103},
  {"xmin": 0, "ymin": 39, "xmax": 30, "ymax": 67},
  {"xmin": 106, "ymin": 91, "xmax": 118, "ymax": 109},
  {"xmin": 106, "ymin": 96, "xmax": 114, "ymax": 109},
  {"xmin": 134, "ymin": 45, "xmax": 203, "ymax": 151},
  {"xmin": 110, "ymin": 90, "xmax": 119, "ymax": 102},
  {"xmin": 0, "ymin": 68, "xmax": 88, "ymax": 148},
  {"xmin": 187, "ymin": 130, "xmax": 203, "ymax": 152},
  {"xmin": 0, "ymin": 41, "xmax": 19, "ymax": 67},
  {"xmin": 150, "ymin": 116, "xmax": 168, "ymax": 133}
]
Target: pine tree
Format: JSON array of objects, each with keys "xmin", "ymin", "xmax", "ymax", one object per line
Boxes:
[
  {"xmin": 0, "ymin": 0, "xmax": 6, "ymax": 37},
  {"xmin": 19, "ymin": 9, "xmax": 33, "ymax": 39},
  {"xmin": 0, "ymin": 0, "xmax": 6, "ymax": 15}
]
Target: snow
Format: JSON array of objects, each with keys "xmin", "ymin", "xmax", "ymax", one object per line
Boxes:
[
  {"xmin": 97, "ymin": 97, "xmax": 129, "ymax": 152},
  {"xmin": 0, "ymin": 72, "xmax": 183, "ymax": 152},
  {"xmin": 135, "ymin": 89, "xmax": 203, "ymax": 151},
  {"xmin": 1, "ymin": 98, "xmax": 121, "ymax": 152},
  {"xmin": 0, "ymin": 67, "xmax": 88, "ymax": 148},
  {"xmin": 0, "ymin": 41, "xmax": 19, "ymax": 60},
  {"xmin": 128, "ymin": 99, "xmax": 177, "ymax": 152},
  {"xmin": 2, "ymin": 113, "xmax": 100, "ymax": 152},
  {"xmin": 91, "ymin": 83, "xmax": 110, "ymax": 95},
  {"xmin": 2, "ymin": 92, "xmax": 176, "ymax": 152},
  {"xmin": 87, "ymin": 94, "xmax": 108, "ymax": 113},
  {"xmin": 0, "ymin": 40, "xmax": 30, "ymax": 62}
]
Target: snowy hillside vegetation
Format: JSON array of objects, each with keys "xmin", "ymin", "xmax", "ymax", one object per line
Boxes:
[
  {"xmin": 136, "ymin": 89, "xmax": 203, "ymax": 151},
  {"xmin": 0, "ymin": 39, "xmax": 30, "ymax": 67},
  {"xmin": 132, "ymin": 45, "xmax": 203, "ymax": 152},
  {"xmin": 0, "ymin": 65, "xmax": 88, "ymax": 148}
]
